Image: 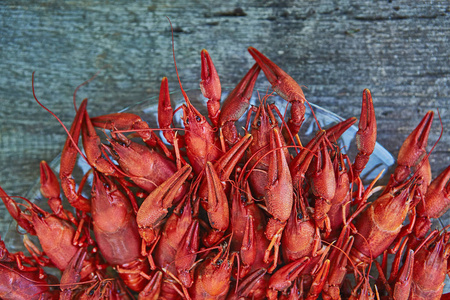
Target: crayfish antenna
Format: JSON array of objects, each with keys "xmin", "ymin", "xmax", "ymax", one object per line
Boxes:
[
  {"xmin": 32, "ymin": 72, "xmax": 88, "ymax": 163},
  {"xmin": 72, "ymin": 69, "xmax": 103, "ymax": 112},
  {"xmin": 33, "ymin": 83, "xmax": 92, "ymax": 212},
  {"xmin": 167, "ymin": 17, "xmax": 193, "ymax": 113}
]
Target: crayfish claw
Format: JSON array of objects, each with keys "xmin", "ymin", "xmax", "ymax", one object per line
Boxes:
[
  {"xmin": 137, "ymin": 164, "xmax": 192, "ymax": 246},
  {"xmin": 59, "ymin": 99, "xmax": 91, "ymax": 212},
  {"xmin": 39, "ymin": 160, "xmax": 60, "ymax": 201},
  {"xmin": 175, "ymin": 220, "xmax": 200, "ymax": 288},
  {"xmin": 219, "ymin": 63, "xmax": 261, "ymax": 145},
  {"xmin": 266, "ymin": 257, "xmax": 310, "ymax": 300},
  {"xmin": 392, "ymin": 249, "xmax": 414, "ymax": 300},
  {"xmin": 138, "ymin": 270, "xmax": 163, "ymax": 300},
  {"xmin": 325, "ymin": 117, "xmax": 357, "ymax": 144},
  {"xmin": 60, "ymin": 247, "xmax": 87, "ymax": 298},
  {"xmin": 202, "ymin": 161, "xmax": 230, "ymax": 247},
  {"xmin": 353, "ymin": 89, "xmax": 377, "ymax": 179},
  {"xmin": 247, "ymin": 47, "xmax": 305, "ymax": 103},
  {"xmin": 306, "ymin": 259, "xmax": 331, "ymax": 299},
  {"xmin": 158, "ymin": 77, "xmax": 180, "ymax": 147},
  {"xmin": 239, "ymin": 215, "xmax": 256, "ymax": 277},
  {"xmin": 394, "ymin": 110, "xmax": 434, "ymax": 183},
  {"xmin": 248, "ymin": 47, "xmax": 306, "ymax": 136},
  {"xmin": 200, "ymin": 49, "xmax": 221, "ymax": 127},
  {"xmin": 229, "ymin": 268, "xmax": 267, "ymax": 300},
  {"xmin": 0, "ymin": 185, "xmax": 36, "ymax": 235},
  {"xmin": 418, "ymin": 164, "xmax": 450, "ymax": 219}
]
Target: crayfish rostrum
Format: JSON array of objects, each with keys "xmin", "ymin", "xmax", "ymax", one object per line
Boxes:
[{"xmin": 1, "ymin": 42, "xmax": 449, "ymax": 300}]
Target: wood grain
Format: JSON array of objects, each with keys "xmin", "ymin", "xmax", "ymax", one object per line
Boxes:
[{"xmin": 0, "ymin": 0, "xmax": 449, "ymax": 260}]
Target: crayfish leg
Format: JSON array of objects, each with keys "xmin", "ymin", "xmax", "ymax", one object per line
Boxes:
[{"xmin": 264, "ymin": 224, "xmax": 284, "ymax": 273}]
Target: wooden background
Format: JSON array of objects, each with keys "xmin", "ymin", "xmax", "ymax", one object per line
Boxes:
[{"xmin": 0, "ymin": 0, "xmax": 449, "ymax": 261}]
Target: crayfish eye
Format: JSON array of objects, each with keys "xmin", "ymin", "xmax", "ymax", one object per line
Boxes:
[
  {"xmin": 116, "ymin": 139, "xmax": 127, "ymax": 147},
  {"xmin": 37, "ymin": 212, "xmax": 44, "ymax": 218},
  {"xmin": 216, "ymin": 259, "xmax": 223, "ymax": 265},
  {"xmin": 196, "ymin": 115, "xmax": 201, "ymax": 122},
  {"xmin": 240, "ymin": 194, "xmax": 248, "ymax": 203},
  {"xmin": 297, "ymin": 212, "xmax": 303, "ymax": 219},
  {"xmin": 186, "ymin": 117, "xmax": 189, "ymax": 124},
  {"xmin": 110, "ymin": 148, "xmax": 119, "ymax": 157},
  {"xmin": 256, "ymin": 120, "xmax": 261, "ymax": 127}
]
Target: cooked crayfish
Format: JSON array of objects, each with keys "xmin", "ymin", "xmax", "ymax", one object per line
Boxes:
[{"xmin": 2, "ymin": 37, "xmax": 449, "ymax": 300}]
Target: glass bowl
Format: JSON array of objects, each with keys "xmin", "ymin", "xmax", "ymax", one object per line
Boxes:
[{"xmin": 3, "ymin": 88, "xmax": 396, "ymax": 251}]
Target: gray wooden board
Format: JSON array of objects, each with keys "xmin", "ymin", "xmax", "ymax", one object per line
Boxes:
[{"xmin": 0, "ymin": 0, "xmax": 449, "ymax": 291}]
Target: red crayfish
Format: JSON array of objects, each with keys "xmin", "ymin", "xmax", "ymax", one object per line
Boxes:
[{"xmin": 1, "ymin": 30, "xmax": 449, "ymax": 300}]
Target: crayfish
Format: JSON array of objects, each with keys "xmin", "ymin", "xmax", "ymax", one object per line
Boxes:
[{"xmin": 1, "ymin": 31, "xmax": 449, "ymax": 300}]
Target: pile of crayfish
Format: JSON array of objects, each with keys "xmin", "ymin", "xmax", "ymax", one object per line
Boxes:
[{"xmin": 1, "ymin": 45, "xmax": 450, "ymax": 300}]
